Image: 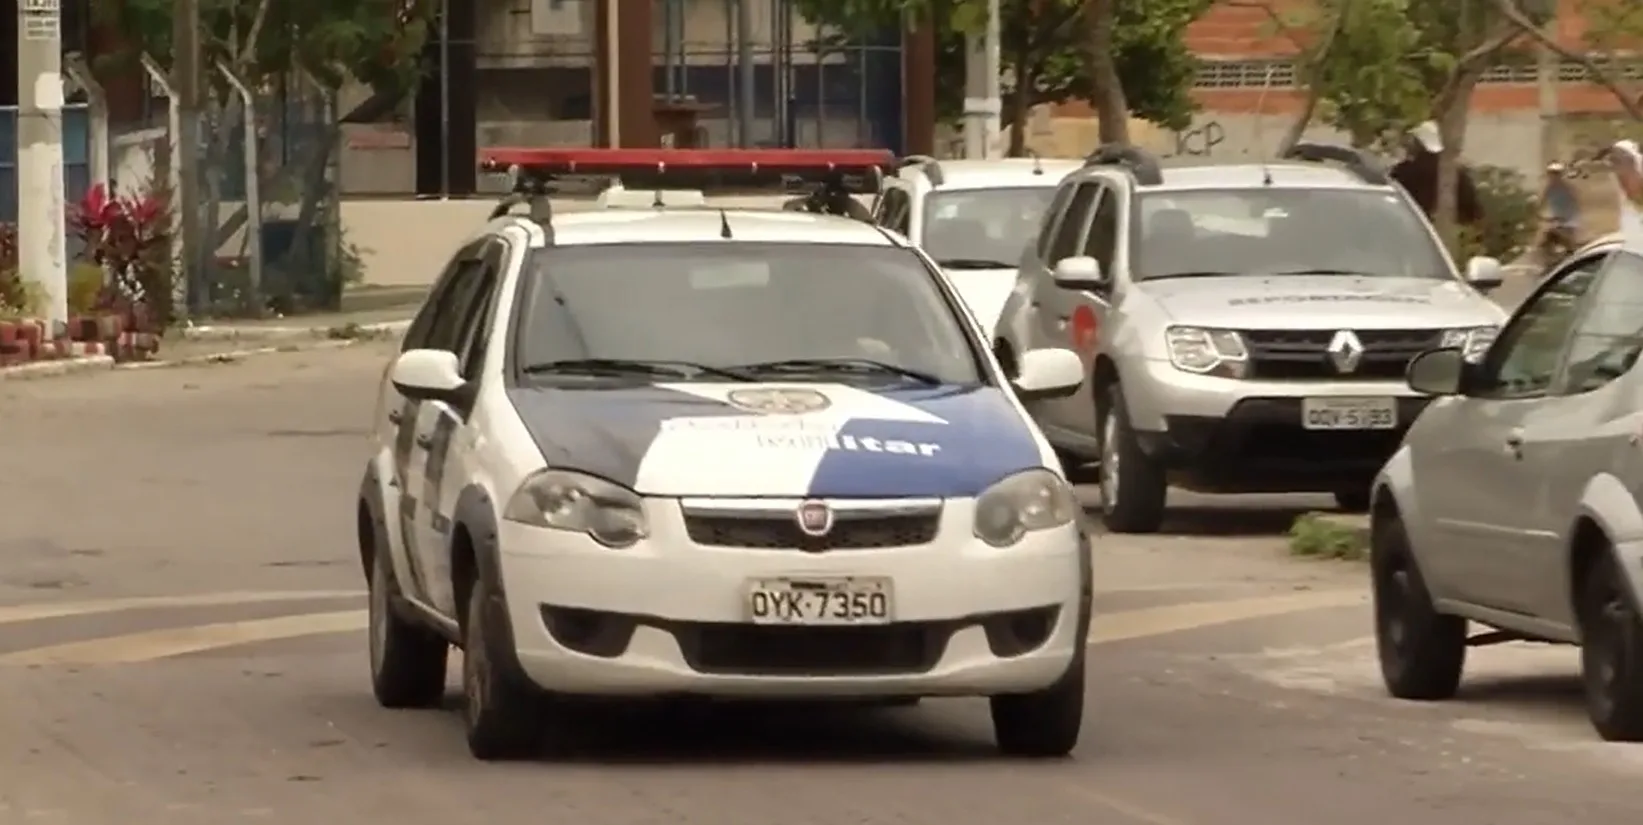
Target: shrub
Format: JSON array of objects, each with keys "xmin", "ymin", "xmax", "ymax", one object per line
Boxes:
[
  {"xmin": 69, "ymin": 183, "xmax": 173, "ymax": 330},
  {"xmin": 67, "ymin": 261, "xmax": 104, "ymax": 315},
  {"xmin": 1461, "ymin": 164, "xmax": 1538, "ymax": 264}
]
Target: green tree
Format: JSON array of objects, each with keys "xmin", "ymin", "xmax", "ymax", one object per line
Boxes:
[
  {"xmin": 790, "ymin": 0, "xmax": 1208, "ymax": 153},
  {"xmin": 96, "ymin": 0, "xmax": 435, "ymax": 311}
]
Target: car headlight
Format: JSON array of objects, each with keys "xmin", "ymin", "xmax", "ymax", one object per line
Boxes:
[
  {"xmin": 973, "ymin": 469, "xmax": 1079, "ymax": 547},
  {"xmin": 1165, "ymin": 326, "xmax": 1249, "ymax": 378},
  {"xmin": 1440, "ymin": 326, "xmax": 1498, "ymax": 361},
  {"xmin": 502, "ymin": 470, "xmax": 648, "ymax": 547}
]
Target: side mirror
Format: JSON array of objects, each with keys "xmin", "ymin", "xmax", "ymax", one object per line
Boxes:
[
  {"xmin": 1052, "ymin": 255, "xmax": 1107, "ymax": 291},
  {"xmin": 1012, "ymin": 348, "xmax": 1085, "ymax": 402},
  {"xmin": 1464, "ymin": 255, "xmax": 1505, "ymax": 290},
  {"xmin": 391, "ymin": 349, "xmax": 470, "ymax": 406},
  {"xmin": 1406, "ymin": 347, "xmax": 1465, "ymax": 396}
]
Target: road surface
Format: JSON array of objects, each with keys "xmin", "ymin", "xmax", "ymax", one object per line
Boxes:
[{"xmin": 0, "ymin": 345, "xmax": 1637, "ymax": 824}]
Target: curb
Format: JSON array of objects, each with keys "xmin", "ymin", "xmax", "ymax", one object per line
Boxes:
[
  {"xmin": 180, "ymin": 319, "xmax": 412, "ymax": 342},
  {"xmin": 0, "ymin": 338, "xmax": 367, "ymax": 380}
]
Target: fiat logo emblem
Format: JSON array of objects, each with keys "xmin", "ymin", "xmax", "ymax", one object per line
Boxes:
[{"xmin": 795, "ymin": 500, "xmax": 834, "ymax": 538}]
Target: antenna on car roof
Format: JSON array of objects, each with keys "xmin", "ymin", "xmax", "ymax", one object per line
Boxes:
[
  {"xmin": 1254, "ymin": 65, "xmax": 1276, "ymax": 186},
  {"xmin": 719, "ymin": 209, "xmax": 733, "ymax": 239},
  {"xmin": 1026, "ymin": 148, "xmax": 1044, "ymax": 175}
]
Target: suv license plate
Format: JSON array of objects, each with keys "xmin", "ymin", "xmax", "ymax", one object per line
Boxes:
[
  {"xmin": 1302, "ymin": 397, "xmax": 1398, "ymax": 430},
  {"xmin": 747, "ymin": 577, "xmax": 893, "ymax": 625}
]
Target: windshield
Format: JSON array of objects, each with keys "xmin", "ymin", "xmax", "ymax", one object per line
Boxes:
[
  {"xmin": 921, "ymin": 187, "xmax": 1056, "ymax": 268},
  {"xmin": 1133, "ymin": 188, "xmax": 1451, "ymax": 281},
  {"xmin": 515, "ymin": 242, "xmax": 985, "ymax": 386}
]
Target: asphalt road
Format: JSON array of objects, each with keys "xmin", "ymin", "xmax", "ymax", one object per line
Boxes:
[{"xmin": 1, "ymin": 345, "xmax": 1638, "ymax": 824}]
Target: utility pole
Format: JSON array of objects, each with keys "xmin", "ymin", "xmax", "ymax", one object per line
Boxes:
[
  {"xmin": 962, "ymin": 0, "xmax": 1002, "ymax": 158},
  {"xmin": 16, "ymin": 0, "xmax": 68, "ymax": 328},
  {"xmin": 173, "ymin": 0, "xmax": 204, "ymax": 315},
  {"xmin": 1536, "ymin": 6, "xmax": 1559, "ymax": 166}
]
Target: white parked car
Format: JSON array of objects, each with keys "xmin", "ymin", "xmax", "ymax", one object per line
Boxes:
[{"xmin": 357, "ymin": 148, "xmax": 1094, "ymax": 760}]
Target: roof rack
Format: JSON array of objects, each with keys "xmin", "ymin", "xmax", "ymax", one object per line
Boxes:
[
  {"xmin": 1082, "ymin": 144, "xmax": 1163, "ymax": 186},
  {"xmin": 1279, "ymin": 142, "xmax": 1389, "ymax": 185},
  {"xmin": 477, "ymin": 147, "xmax": 894, "ymax": 229},
  {"xmin": 898, "ymin": 154, "xmax": 943, "ymax": 186}
]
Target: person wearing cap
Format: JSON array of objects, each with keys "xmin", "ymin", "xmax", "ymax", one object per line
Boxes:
[
  {"xmin": 1612, "ymin": 139, "xmax": 1643, "ymax": 245},
  {"xmin": 1534, "ymin": 160, "xmax": 1582, "ymax": 259},
  {"xmin": 1389, "ymin": 120, "xmax": 1482, "ymax": 228}
]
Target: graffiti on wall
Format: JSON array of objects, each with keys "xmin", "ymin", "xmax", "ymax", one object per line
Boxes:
[{"xmin": 1158, "ymin": 120, "xmax": 1228, "ymax": 157}]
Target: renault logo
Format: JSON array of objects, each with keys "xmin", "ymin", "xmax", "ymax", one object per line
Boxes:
[{"xmin": 1327, "ymin": 330, "xmax": 1364, "ymax": 374}]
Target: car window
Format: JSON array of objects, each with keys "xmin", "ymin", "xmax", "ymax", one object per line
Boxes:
[
  {"xmin": 1471, "ymin": 253, "xmax": 1605, "ymax": 399},
  {"xmin": 453, "ymin": 245, "xmax": 506, "ymax": 379},
  {"xmin": 920, "ymin": 186, "xmax": 1056, "ymax": 268},
  {"xmin": 516, "ymin": 243, "xmax": 984, "ymax": 386},
  {"xmin": 1132, "ymin": 188, "xmax": 1450, "ymax": 280},
  {"xmin": 1557, "ymin": 250, "xmax": 1642, "ymax": 395},
  {"xmin": 424, "ymin": 259, "xmax": 491, "ymax": 353},
  {"xmin": 1082, "ymin": 185, "xmax": 1119, "ymax": 275},
  {"xmin": 1047, "ymin": 182, "xmax": 1099, "ymax": 265},
  {"xmin": 401, "ymin": 253, "xmax": 470, "ymax": 351},
  {"xmin": 1035, "ymin": 182, "xmax": 1077, "ymax": 260},
  {"xmin": 875, "ymin": 188, "xmax": 911, "ymax": 235}
]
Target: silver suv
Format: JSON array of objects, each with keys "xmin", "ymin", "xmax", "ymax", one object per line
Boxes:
[
  {"xmin": 993, "ymin": 144, "xmax": 1510, "ymax": 533},
  {"xmin": 874, "ymin": 157, "xmax": 1082, "ymax": 333}
]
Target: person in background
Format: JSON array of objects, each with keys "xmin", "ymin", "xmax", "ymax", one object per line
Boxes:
[
  {"xmin": 1534, "ymin": 161, "xmax": 1582, "ymax": 261},
  {"xmin": 1612, "ymin": 139, "xmax": 1643, "ymax": 244},
  {"xmin": 1389, "ymin": 120, "xmax": 1483, "ymax": 229}
]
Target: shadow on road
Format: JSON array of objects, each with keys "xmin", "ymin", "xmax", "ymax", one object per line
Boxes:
[
  {"xmin": 1456, "ymin": 671, "xmax": 1587, "ymax": 722},
  {"xmin": 1084, "ymin": 504, "xmax": 1316, "ymax": 537}
]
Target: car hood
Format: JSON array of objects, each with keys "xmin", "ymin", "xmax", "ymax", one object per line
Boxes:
[
  {"xmin": 1138, "ymin": 275, "xmax": 1504, "ymax": 328},
  {"xmin": 505, "ymin": 382, "xmax": 1043, "ymax": 498},
  {"xmin": 942, "ymin": 269, "xmax": 1015, "ymax": 333}
]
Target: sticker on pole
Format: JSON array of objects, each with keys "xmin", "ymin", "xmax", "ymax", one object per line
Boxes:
[{"xmin": 22, "ymin": 0, "xmax": 59, "ymax": 42}]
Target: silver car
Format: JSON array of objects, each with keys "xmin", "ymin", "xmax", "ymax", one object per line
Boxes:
[
  {"xmin": 993, "ymin": 144, "xmax": 1509, "ymax": 533},
  {"xmin": 873, "ymin": 157, "xmax": 1082, "ymax": 334},
  {"xmin": 1371, "ymin": 233, "xmax": 1643, "ymax": 742}
]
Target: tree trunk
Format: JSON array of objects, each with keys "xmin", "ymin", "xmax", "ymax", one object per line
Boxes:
[
  {"xmin": 1007, "ymin": 64, "xmax": 1035, "ymax": 157},
  {"xmin": 1434, "ymin": 70, "xmax": 1482, "ymax": 252},
  {"xmin": 1084, "ymin": 0, "xmax": 1128, "ymax": 145}
]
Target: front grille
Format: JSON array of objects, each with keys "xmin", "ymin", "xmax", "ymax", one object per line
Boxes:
[
  {"xmin": 1241, "ymin": 328, "xmax": 1443, "ymax": 380},
  {"xmin": 683, "ymin": 512, "xmax": 941, "ymax": 551},
  {"xmin": 673, "ymin": 622, "xmax": 952, "ymax": 675}
]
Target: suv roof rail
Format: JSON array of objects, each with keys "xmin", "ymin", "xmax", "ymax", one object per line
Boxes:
[
  {"xmin": 1279, "ymin": 142, "xmax": 1389, "ymax": 185},
  {"xmin": 1082, "ymin": 144, "xmax": 1162, "ymax": 186},
  {"xmin": 899, "ymin": 154, "xmax": 943, "ymax": 186}
]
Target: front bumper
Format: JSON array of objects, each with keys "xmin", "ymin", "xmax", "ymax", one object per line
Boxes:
[{"xmin": 494, "ymin": 498, "xmax": 1085, "ymax": 698}]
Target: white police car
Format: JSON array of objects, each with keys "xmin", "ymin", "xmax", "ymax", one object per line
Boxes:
[{"xmin": 357, "ymin": 148, "xmax": 1092, "ymax": 760}]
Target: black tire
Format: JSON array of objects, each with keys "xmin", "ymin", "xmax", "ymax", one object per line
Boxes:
[
  {"xmin": 368, "ymin": 539, "xmax": 448, "ymax": 709},
  {"xmin": 990, "ymin": 654, "xmax": 1085, "ymax": 757},
  {"xmin": 1096, "ymin": 384, "xmax": 1167, "ymax": 533},
  {"xmin": 461, "ymin": 577, "xmax": 543, "ymax": 760},
  {"xmin": 1333, "ymin": 488, "xmax": 1372, "ymax": 513},
  {"xmin": 1371, "ymin": 513, "xmax": 1465, "ymax": 700},
  {"xmin": 1577, "ymin": 555, "xmax": 1643, "ymax": 741}
]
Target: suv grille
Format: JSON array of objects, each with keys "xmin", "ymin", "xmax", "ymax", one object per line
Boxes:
[
  {"xmin": 683, "ymin": 512, "xmax": 941, "ymax": 551},
  {"xmin": 1241, "ymin": 328, "xmax": 1444, "ymax": 380}
]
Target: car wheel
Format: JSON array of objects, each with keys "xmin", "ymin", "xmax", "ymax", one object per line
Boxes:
[
  {"xmin": 462, "ymin": 576, "xmax": 543, "ymax": 760},
  {"xmin": 1333, "ymin": 488, "xmax": 1371, "ymax": 513},
  {"xmin": 1371, "ymin": 513, "xmax": 1465, "ymax": 700},
  {"xmin": 1577, "ymin": 554, "xmax": 1643, "ymax": 741},
  {"xmin": 368, "ymin": 539, "xmax": 448, "ymax": 709},
  {"xmin": 1097, "ymin": 384, "xmax": 1167, "ymax": 534},
  {"xmin": 990, "ymin": 653, "xmax": 1085, "ymax": 758}
]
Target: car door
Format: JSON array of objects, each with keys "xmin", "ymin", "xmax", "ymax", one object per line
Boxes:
[
  {"xmin": 385, "ymin": 250, "xmax": 473, "ymax": 605},
  {"xmin": 1515, "ymin": 248, "xmax": 1643, "ymax": 622},
  {"xmin": 417, "ymin": 241, "xmax": 509, "ymax": 620},
  {"xmin": 406, "ymin": 251, "xmax": 496, "ymax": 619},
  {"xmin": 1034, "ymin": 180, "xmax": 1101, "ymax": 435},
  {"xmin": 1005, "ymin": 178, "xmax": 1078, "ymax": 354},
  {"xmin": 1415, "ymin": 251, "xmax": 1606, "ymax": 610}
]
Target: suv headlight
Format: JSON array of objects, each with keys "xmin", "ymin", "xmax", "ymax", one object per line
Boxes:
[
  {"xmin": 1165, "ymin": 326, "xmax": 1249, "ymax": 378},
  {"xmin": 973, "ymin": 469, "xmax": 1078, "ymax": 547},
  {"xmin": 1441, "ymin": 326, "xmax": 1498, "ymax": 362},
  {"xmin": 502, "ymin": 470, "xmax": 649, "ymax": 547}
]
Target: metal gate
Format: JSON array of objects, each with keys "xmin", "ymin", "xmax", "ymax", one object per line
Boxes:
[{"xmin": 0, "ymin": 103, "xmax": 90, "ymax": 223}]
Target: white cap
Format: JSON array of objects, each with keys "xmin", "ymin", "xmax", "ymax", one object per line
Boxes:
[
  {"xmin": 1615, "ymin": 139, "xmax": 1642, "ymax": 167},
  {"xmin": 1547, "ymin": 161, "xmax": 1565, "ymax": 172},
  {"xmin": 1412, "ymin": 121, "xmax": 1442, "ymax": 153}
]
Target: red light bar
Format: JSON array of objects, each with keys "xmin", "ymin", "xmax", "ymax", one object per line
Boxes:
[{"xmin": 478, "ymin": 147, "xmax": 895, "ymax": 194}]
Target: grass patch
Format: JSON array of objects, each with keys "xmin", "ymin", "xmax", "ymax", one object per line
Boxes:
[{"xmin": 1288, "ymin": 512, "xmax": 1369, "ymax": 561}]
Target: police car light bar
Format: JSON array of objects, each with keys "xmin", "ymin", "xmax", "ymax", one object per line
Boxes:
[{"xmin": 478, "ymin": 147, "xmax": 895, "ymax": 195}]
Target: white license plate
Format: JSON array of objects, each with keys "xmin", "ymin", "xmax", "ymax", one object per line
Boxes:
[
  {"xmin": 1301, "ymin": 397, "xmax": 1398, "ymax": 430},
  {"xmin": 746, "ymin": 577, "xmax": 893, "ymax": 626}
]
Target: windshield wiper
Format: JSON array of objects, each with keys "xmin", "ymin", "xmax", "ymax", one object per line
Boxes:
[
  {"xmin": 521, "ymin": 358, "xmax": 755, "ymax": 382},
  {"xmin": 1142, "ymin": 270, "xmax": 1243, "ymax": 281},
  {"xmin": 730, "ymin": 358, "xmax": 943, "ymax": 385},
  {"xmin": 1264, "ymin": 269, "xmax": 1388, "ymax": 277},
  {"xmin": 935, "ymin": 258, "xmax": 1015, "ymax": 270}
]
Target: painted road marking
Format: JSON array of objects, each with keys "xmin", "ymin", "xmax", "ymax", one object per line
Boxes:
[
  {"xmin": 0, "ymin": 589, "xmax": 1365, "ymax": 665},
  {"xmin": 0, "ymin": 591, "xmax": 365, "ymax": 626},
  {"xmin": 0, "ymin": 611, "xmax": 367, "ymax": 665}
]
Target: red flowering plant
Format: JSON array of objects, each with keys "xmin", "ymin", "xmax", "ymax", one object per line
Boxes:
[{"xmin": 69, "ymin": 183, "xmax": 174, "ymax": 330}]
